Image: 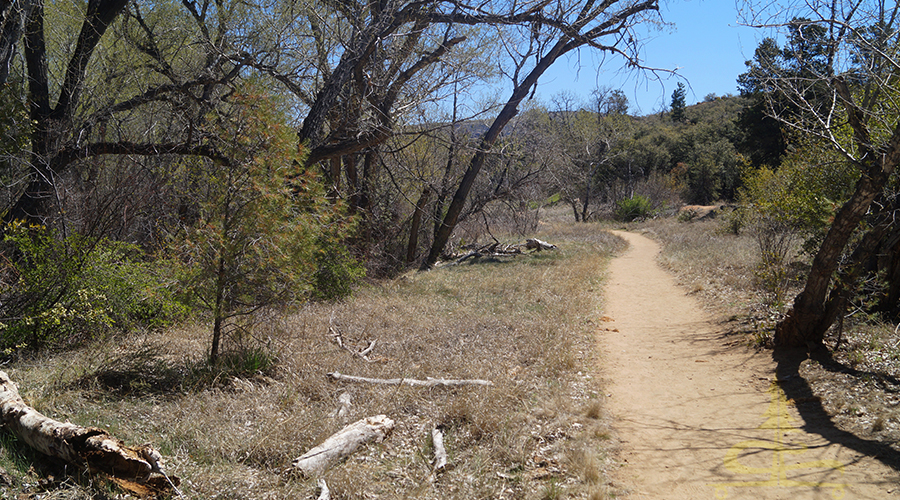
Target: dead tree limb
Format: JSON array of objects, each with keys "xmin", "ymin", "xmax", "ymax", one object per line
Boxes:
[
  {"xmin": 0, "ymin": 370, "xmax": 165, "ymax": 483},
  {"xmin": 329, "ymin": 327, "xmax": 376, "ymax": 363},
  {"xmin": 316, "ymin": 478, "xmax": 331, "ymax": 500},
  {"xmin": 292, "ymin": 415, "xmax": 395, "ymax": 476},
  {"xmin": 326, "ymin": 372, "xmax": 493, "ymax": 387},
  {"xmin": 525, "ymin": 238, "xmax": 557, "ymax": 251},
  {"xmin": 333, "ymin": 392, "xmax": 352, "ymax": 420},
  {"xmin": 431, "ymin": 426, "xmax": 448, "ymax": 472}
]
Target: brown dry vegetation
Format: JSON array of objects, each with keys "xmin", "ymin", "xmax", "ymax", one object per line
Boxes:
[
  {"xmin": 0, "ymin": 215, "xmax": 625, "ymax": 499},
  {"xmin": 636, "ymin": 216, "xmax": 900, "ymax": 467}
]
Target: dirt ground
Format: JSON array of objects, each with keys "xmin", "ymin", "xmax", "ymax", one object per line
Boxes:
[{"xmin": 600, "ymin": 230, "xmax": 899, "ymax": 499}]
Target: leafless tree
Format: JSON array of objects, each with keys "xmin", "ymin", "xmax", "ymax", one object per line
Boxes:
[{"xmin": 422, "ymin": 0, "xmax": 663, "ymax": 268}]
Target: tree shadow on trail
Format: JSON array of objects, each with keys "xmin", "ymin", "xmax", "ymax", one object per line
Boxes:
[{"xmin": 772, "ymin": 347, "xmax": 900, "ymax": 472}]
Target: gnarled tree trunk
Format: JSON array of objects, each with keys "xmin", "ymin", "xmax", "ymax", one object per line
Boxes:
[{"xmin": 775, "ymin": 77, "xmax": 900, "ymax": 348}]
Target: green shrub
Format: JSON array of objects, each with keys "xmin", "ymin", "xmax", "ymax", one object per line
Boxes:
[
  {"xmin": 615, "ymin": 195, "xmax": 654, "ymax": 222},
  {"xmin": 719, "ymin": 205, "xmax": 748, "ymax": 235},
  {"xmin": 738, "ymin": 138, "xmax": 858, "ymax": 308},
  {"xmin": 0, "ymin": 221, "xmax": 187, "ymax": 352},
  {"xmin": 312, "ymin": 239, "xmax": 365, "ymax": 301}
]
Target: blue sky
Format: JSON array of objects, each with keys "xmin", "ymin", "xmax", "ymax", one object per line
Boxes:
[{"xmin": 533, "ymin": 0, "xmax": 762, "ymax": 115}]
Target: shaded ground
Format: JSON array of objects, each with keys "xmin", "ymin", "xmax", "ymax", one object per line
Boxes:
[{"xmin": 601, "ymin": 230, "xmax": 898, "ymax": 499}]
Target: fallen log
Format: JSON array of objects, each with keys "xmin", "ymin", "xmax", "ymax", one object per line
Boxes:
[
  {"xmin": 292, "ymin": 415, "xmax": 395, "ymax": 476},
  {"xmin": 525, "ymin": 238, "xmax": 557, "ymax": 251},
  {"xmin": 0, "ymin": 370, "xmax": 165, "ymax": 483},
  {"xmin": 431, "ymin": 426, "xmax": 448, "ymax": 472},
  {"xmin": 454, "ymin": 250, "xmax": 481, "ymax": 264},
  {"xmin": 326, "ymin": 372, "xmax": 493, "ymax": 387}
]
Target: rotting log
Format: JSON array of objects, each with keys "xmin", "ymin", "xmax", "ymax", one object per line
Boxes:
[
  {"xmin": 525, "ymin": 238, "xmax": 557, "ymax": 251},
  {"xmin": 292, "ymin": 415, "xmax": 394, "ymax": 476},
  {"xmin": 0, "ymin": 371, "xmax": 165, "ymax": 483},
  {"xmin": 327, "ymin": 372, "xmax": 493, "ymax": 387}
]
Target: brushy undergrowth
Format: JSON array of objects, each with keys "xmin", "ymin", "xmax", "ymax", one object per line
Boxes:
[
  {"xmin": 0, "ymin": 222, "xmax": 188, "ymax": 354},
  {"xmin": 0, "ymin": 219, "xmax": 625, "ymax": 499}
]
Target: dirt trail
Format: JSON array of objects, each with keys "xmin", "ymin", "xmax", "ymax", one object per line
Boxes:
[{"xmin": 600, "ymin": 230, "xmax": 898, "ymax": 499}]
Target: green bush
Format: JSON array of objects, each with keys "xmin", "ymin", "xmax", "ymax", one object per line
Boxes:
[
  {"xmin": 0, "ymin": 221, "xmax": 187, "ymax": 352},
  {"xmin": 615, "ymin": 195, "xmax": 654, "ymax": 222},
  {"xmin": 738, "ymin": 138, "xmax": 858, "ymax": 308},
  {"xmin": 312, "ymin": 239, "xmax": 365, "ymax": 301}
]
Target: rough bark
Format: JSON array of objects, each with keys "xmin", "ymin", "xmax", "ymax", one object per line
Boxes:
[
  {"xmin": 0, "ymin": 370, "xmax": 163, "ymax": 482},
  {"xmin": 291, "ymin": 415, "xmax": 394, "ymax": 476}
]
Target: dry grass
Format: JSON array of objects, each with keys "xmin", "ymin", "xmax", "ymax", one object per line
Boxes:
[
  {"xmin": 635, "ymin": 218, "xmax": 761, "ymax": 314},
  {"xmin": 0, "ymin": 217, "xmax": 625, "ymax": 499}
]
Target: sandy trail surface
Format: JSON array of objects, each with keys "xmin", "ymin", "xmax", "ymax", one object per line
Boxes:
[{"xmin": 600, "ymin": 230, "xmax": 898, "ymax": 499}]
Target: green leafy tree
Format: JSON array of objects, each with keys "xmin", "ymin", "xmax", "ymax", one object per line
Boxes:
[
  {"xmin": 172, "ymin": 86, "xmax": 359, "ymax": 363},
  {"xmin": 670, "ymin": 82, "xmax": 687, "ymax": 123},
  {"xmin": 739, "ymin": 139, "xmax": 858, "ymax": 306},
  {"xmin": 739, "ymin": 1, "xmax": 900, "ymax": 348}
]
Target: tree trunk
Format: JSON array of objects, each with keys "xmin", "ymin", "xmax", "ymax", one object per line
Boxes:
[
  {"xmin": 775, "ymin": 167, "xmax": 890, "ymax": 347},
  {"xmin": 776, "ymin": 108, "xmax": 900, "ymax": 348},
  {"xmin": 569, "ymin": 200, "xmax": 580, "ymax": 222},
  {"xmin": 422, "ymin": 37, "xmax": 571, "ymax": 269},
  {"xmin": 774, "ymin": 73, "xmax": 900, "ymax": 349},
  {"xmin": 406, "ymin": 187, "xmax": 432, "ymax": 264}
]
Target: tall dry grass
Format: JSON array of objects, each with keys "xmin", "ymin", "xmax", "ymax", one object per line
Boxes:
[
  {"xmin": 0, "ymin": 219, "xmax": 625, "ymax": 499},
  {"xmin": 635, "ymin": 218, "xmax": 762, "ymax": 315}
]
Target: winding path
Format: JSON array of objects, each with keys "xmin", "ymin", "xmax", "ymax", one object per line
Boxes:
[{"xmin": 600, "ymin": 230, "xmax": 896, "ymax": 499}]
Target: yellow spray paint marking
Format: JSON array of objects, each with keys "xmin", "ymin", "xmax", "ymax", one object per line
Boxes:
[{"xmin": 711, "ymin": 381, "xmax": 846, "ymax": 499}]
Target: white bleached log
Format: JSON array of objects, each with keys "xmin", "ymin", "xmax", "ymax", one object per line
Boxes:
[
  {"xmin": 0, "ymin": 370, "xmax": 163, "ymax": 483},
  {"xmin": 525, "ymin": 238, "xmax": 557, "ymax": 251},
  {"xmin": 326, "ymin": 372, "xmax": 493, "ymax": 387},
  {"xmin": 432, "ymin": 426, "xmax": 448, "ymax": 472},
  {"xmin": 316, "ymin": 479, "xmax": 331, "ymax": 500},
  {"xmin": 292, "ymin": 415, "xmax": 394, "ymax": 476}
]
